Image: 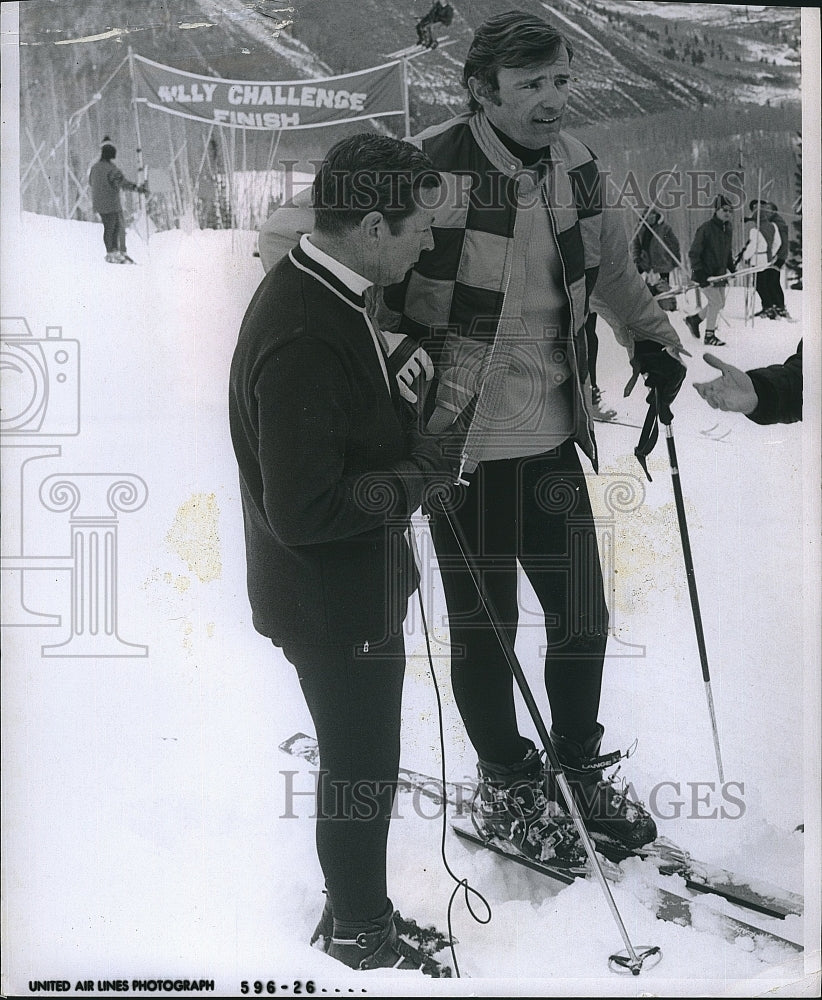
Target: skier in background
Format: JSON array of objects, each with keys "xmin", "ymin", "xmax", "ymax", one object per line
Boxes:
[
  {"xmin": 766, "ymin": 200, "xmax": 790, "ymax": 318},
  {"xmin": 88, "ymin": 137, "xmax": 145, "ymax": 264},
  {"xmin": 684, "ymin": 194, "xmax": 736, "ymax": 347},
  {"xmin": 740, "ymin": 199, "xmax": 783, "ymax": 319},
  {"xmin": 631, "ymin": 207, "xmax": 681, "ymax": 311}
]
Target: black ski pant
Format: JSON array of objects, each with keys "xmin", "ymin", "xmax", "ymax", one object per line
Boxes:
[
  {"xmin": 281, "ymin": 634, "xmax": 405, "ymax": 924},
  {"xmin": 756, "ymin": 267, "xmax": 785, "ymax": 311},
  {"xmin": 428, "ymin": 440, "xmax": 608, "ymax": 766},
  {"xmin": 100, "ymin": 211, "xmax": 126, "ymax": 254},
  {"xmin": 585, "ymin": 312, "xmax": 599, "ymax": 387}
]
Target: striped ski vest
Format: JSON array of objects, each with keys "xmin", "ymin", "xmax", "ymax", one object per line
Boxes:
[{"xmin": 390, "ymin": 112, "xmax": 607, "ymax": 473}]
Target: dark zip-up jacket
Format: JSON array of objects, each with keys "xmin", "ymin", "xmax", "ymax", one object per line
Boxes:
[
  {"xmin": 228, "ymin": 243, "xmax": 422, "ymax": 644},
  {"xmin": 747, "ymin": 341, "xmax": 802, "ymax": 425},
  {"xmin": 689, "ymin": 214, "xmax": 735, "ymax": 285}
]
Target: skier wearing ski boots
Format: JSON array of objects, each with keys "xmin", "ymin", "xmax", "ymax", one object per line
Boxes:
[
  {"xmin": 685, "ymin": 195, "xmax": 737, "ymax": 346},
  {"xmin": 88, "ymin": 137, "xmax": 145, "ymax": 264},
  {"xmin": 256, "ymin": 11, "xmax": 688, "ymax": 873},
  {"xmin": 229, "ymin": 134, "xmax": 454, "ymax": 976},
  {"xmin": 741, "ymin": 199, "xmax": 784, "ymax": 319},
  {"xmin": 765, "ymin": 201, "xmax": 791, "ymax": 319},
  {"xmin": 386, "ymin": 12, "xmax": 687, "ymax": 868}
]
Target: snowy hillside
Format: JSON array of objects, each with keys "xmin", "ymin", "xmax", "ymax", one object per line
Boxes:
[{"xmin": 1, "ymin": 209, "xmax": 818, "ymax": 997}]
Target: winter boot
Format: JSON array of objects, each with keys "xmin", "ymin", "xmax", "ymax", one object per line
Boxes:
[
  {"xmin": 549, "ymin": 724, "xmax": 657, "ymax": 851},
  {"xmin": 703, "ymin": 331, "xmax": 726, "ymax": 346},
  {"xmin": 685, "ymin": 314, "xmax": 702, "ymax": 339},
  {"xmin": 310, "ymin": 892, "xmax": 333, "ymax": 951},
  {"xmin": 473, "ymin": 747, "xmax": 586, "ymax": 870},
  {"xmin": 105, "ymin": 252, "xmax": 125, "ymax": 263},
  {"xmin": 326, "ymin": 900, "xmax": 451, "ymax": 976}
]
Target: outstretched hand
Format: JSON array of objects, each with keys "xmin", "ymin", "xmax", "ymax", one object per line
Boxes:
[{"xmin": 693, "ymin": 353, "xmax": 758, "ymax": 414}]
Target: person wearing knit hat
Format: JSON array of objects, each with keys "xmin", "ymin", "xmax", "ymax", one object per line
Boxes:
[
  {"xmin": 739, "ymin": 199, "xmax": 784, "ymax": 318},
  {"xmin": 684, "ymin": 194, "xmax": 737, "ymax": 346},
  {"xmin": 88, "ymin": 136, "xmax": 146, "ymax": 263}
]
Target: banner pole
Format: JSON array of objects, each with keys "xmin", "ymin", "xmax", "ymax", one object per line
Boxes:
[
  {"xmin": 401, "ymin": 57, "xmax": 411, "ymax": 138},
  {"xmin": 128, "ymin": 46, "xmax": 149, "ymax": 248}
]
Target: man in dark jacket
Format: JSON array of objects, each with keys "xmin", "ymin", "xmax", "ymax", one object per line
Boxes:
[
  {"xmin": 229, "ymin": 133, "xmax": 453, "ymax": 975},
  {"xmin": 685, "ymin": 194, "xmax": 736, "ymax": 346},
  {"xmin": 631, "ymin": 207, "xmax": 681, "ymax": 309},
  {"xmin": 88, "ymin": 137, "xmax": 144, "ymax": 263},
  {"xmin": 694, "ymin": 342, "xmax": 802, "ymax": 424}
]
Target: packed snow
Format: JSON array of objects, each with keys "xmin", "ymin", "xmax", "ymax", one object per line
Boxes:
[{"xmin": 1, "ymin": 210, "xmax": 818, "ymax": 997}]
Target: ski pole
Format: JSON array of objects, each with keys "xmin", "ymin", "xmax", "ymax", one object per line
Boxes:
[
  {"xmin": 658, "ymin": 404, "xmax": 725, "ymax": 783},
  {"xmin": 435, "ymin": 494, "xmax": 661, "ymax": 975}
]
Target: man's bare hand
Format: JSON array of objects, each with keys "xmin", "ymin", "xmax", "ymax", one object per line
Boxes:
[{"xmin": 693, "ymin": 353, "xmax": 758, "ymax": 414}]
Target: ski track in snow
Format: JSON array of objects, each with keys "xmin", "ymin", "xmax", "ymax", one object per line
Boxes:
[{"xmin": 1, "ymin": 211, "xmax": 814, "ymax": 996}]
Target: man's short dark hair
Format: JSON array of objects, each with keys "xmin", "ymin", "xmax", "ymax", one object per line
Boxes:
[
  {"xmin": 313, "ymin": 133, "xmax": 439, "ymax": 237},
  {"xmin": 462, "ymin": 10, "xmax": 574, "ymax": 112}
]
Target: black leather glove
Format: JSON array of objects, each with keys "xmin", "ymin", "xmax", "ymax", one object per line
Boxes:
[
  {"xmin": 632, "ymin": 340, "xmax": 686, "ymax": 423},
  {"xmin": 395, "ymin": 427, "xmax": 455, "ymax": 512},
  {"xmin": 630, "ymin": 340, "xmax": 687, "ymax": 481}
]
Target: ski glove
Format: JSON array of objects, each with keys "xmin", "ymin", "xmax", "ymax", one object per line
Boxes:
[
  {"xmin": 394, "ymin": 427, "xmax": 455, "ymax": 513},
  {"xmin": 630, "ymin": 340, "xmax": 687, "ymax": 481}
]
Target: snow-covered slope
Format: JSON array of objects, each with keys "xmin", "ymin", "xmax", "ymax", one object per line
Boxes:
[{"xmin": 1, "ymin": 212, "xmax": 818, "ymax": 997}]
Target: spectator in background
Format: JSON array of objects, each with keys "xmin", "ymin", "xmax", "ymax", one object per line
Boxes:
[
  {"xmin": 740, "ymin": 199, "xmax": 784, "ymax": 319},
  {"xmin": 631, "ymin": 207, "xmax": 681, "ymax": 311},
  {"xmin": 766, "ymin": 201, "xmax": 790, "ymax": 318},
  {"xmin": 694, "ymin": 341, "xmax": 802, "ymax": 424},
  {"xmin": 685, "ymin": 194, "xmax": 736, "ymax": 347},
  {"xmin": 88, "ymin": 137, "xmax": 145, "ymax": 264}
]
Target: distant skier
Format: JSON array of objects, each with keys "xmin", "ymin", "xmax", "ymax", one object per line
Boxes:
[
  {"xmin": 684, "ymin": 194, "xmax": 736, "ymax": 346},
  {"xmin": 765, "ymin": 200, "xmax": 790, "ymax": 317},
  {"xmin": 89, "ymin": 137, "xmax": 146, "ymax": 264},
  {"xmin": 740, "ymin": 199, "xmax": 783, "ymax": 319},
  {"xmin": 631, "ymin": 207, "xmax": 681, "ymax": 311}
]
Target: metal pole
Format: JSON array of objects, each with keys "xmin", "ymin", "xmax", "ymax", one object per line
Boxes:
[
  {"xmin": 661, "ymin": 421, "xmax": 725, "ymax": 783},
  {"xmin": 401, "ymin": 57, "xmax": 411, "ymax": 138},
  {"xmin": 127, "ymin": 47, "xmax": 149, "ymax": 247},
  {"xmin": 436, "ymin": 496, "xmax": 661, "ymax": 975}
]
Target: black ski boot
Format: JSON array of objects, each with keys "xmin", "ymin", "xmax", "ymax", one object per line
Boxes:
[
  {"xmin": 310, "ymin": 892, "xmax": 333, "ymax": 950},
  {"xmin": 473, "ymin": 747, "xmax": 586, "ymax": 870},
  {"xmin": 326, "ymin": 899, "xmax": 451, "ymax": 976},
  {"xmin": 685, "ymin": 313, "xmax": 702, "ymax": 339},
  {"xmin": 549, "ymin": 725, "xmax": 657, "ymax": 851}
]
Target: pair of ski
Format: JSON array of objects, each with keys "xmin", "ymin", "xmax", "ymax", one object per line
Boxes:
[{"xmin": 280, "ymin": 733, "xmax": 803, "ymax": 955}]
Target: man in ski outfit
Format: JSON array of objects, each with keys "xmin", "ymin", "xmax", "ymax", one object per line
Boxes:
[
  {"xmin": 684, "ymin": 194, "xmax": 736, "ymax": 346},
  {"xmin": 88, "ymin": 137, "xmax": 145, "ymax": 263},
  {"xmin": 257, "ymin": 11, "xmax": 688, "ymax": 870},
  {"xmin": 230, "ymin": 134, "xmax": 453, "ymax": 974},
  {"xmin": 388, "ymin": 10, "xmax": 688, "ymax": 866}
]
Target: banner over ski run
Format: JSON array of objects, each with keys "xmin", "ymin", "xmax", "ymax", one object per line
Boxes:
[{"xmin": 132, "ymin": 53, "xmax": 405, "ymax": 131}]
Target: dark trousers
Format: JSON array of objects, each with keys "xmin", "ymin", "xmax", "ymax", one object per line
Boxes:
[
  {"xmin": 584, "ymin": 312, "xmax": 599, "ymax": 387},
  {"xmin": 756, "ymin": 267, "xmax": 785, "ymax": 311},
  {"xmin": 282, "ymin": 634, "xmax": 405, "ymax": 923},
  {"xmin": 100, "ymin": 211, "xmax": 126, "ymax": 254},
  {"xmin": 428, "ymin": 440, "xmax": 608, "ymax": 765}
]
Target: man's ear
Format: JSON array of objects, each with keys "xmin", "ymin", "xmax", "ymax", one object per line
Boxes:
[
  {"xmin": 359, "ymin": 210, "xmax": 384, "ymax": 242},
  {"xmin": 467, "ymin": 75, "xmax": 497, "ymax": 109}
]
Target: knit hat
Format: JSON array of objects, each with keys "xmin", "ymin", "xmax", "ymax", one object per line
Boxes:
[
  {"xmin": 101, "ymin": 136, "xmax": 117, "ymax": 160},
  {"xmin": 713, "ymin": 193, "xmax": 733, "ymax": 211}
]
